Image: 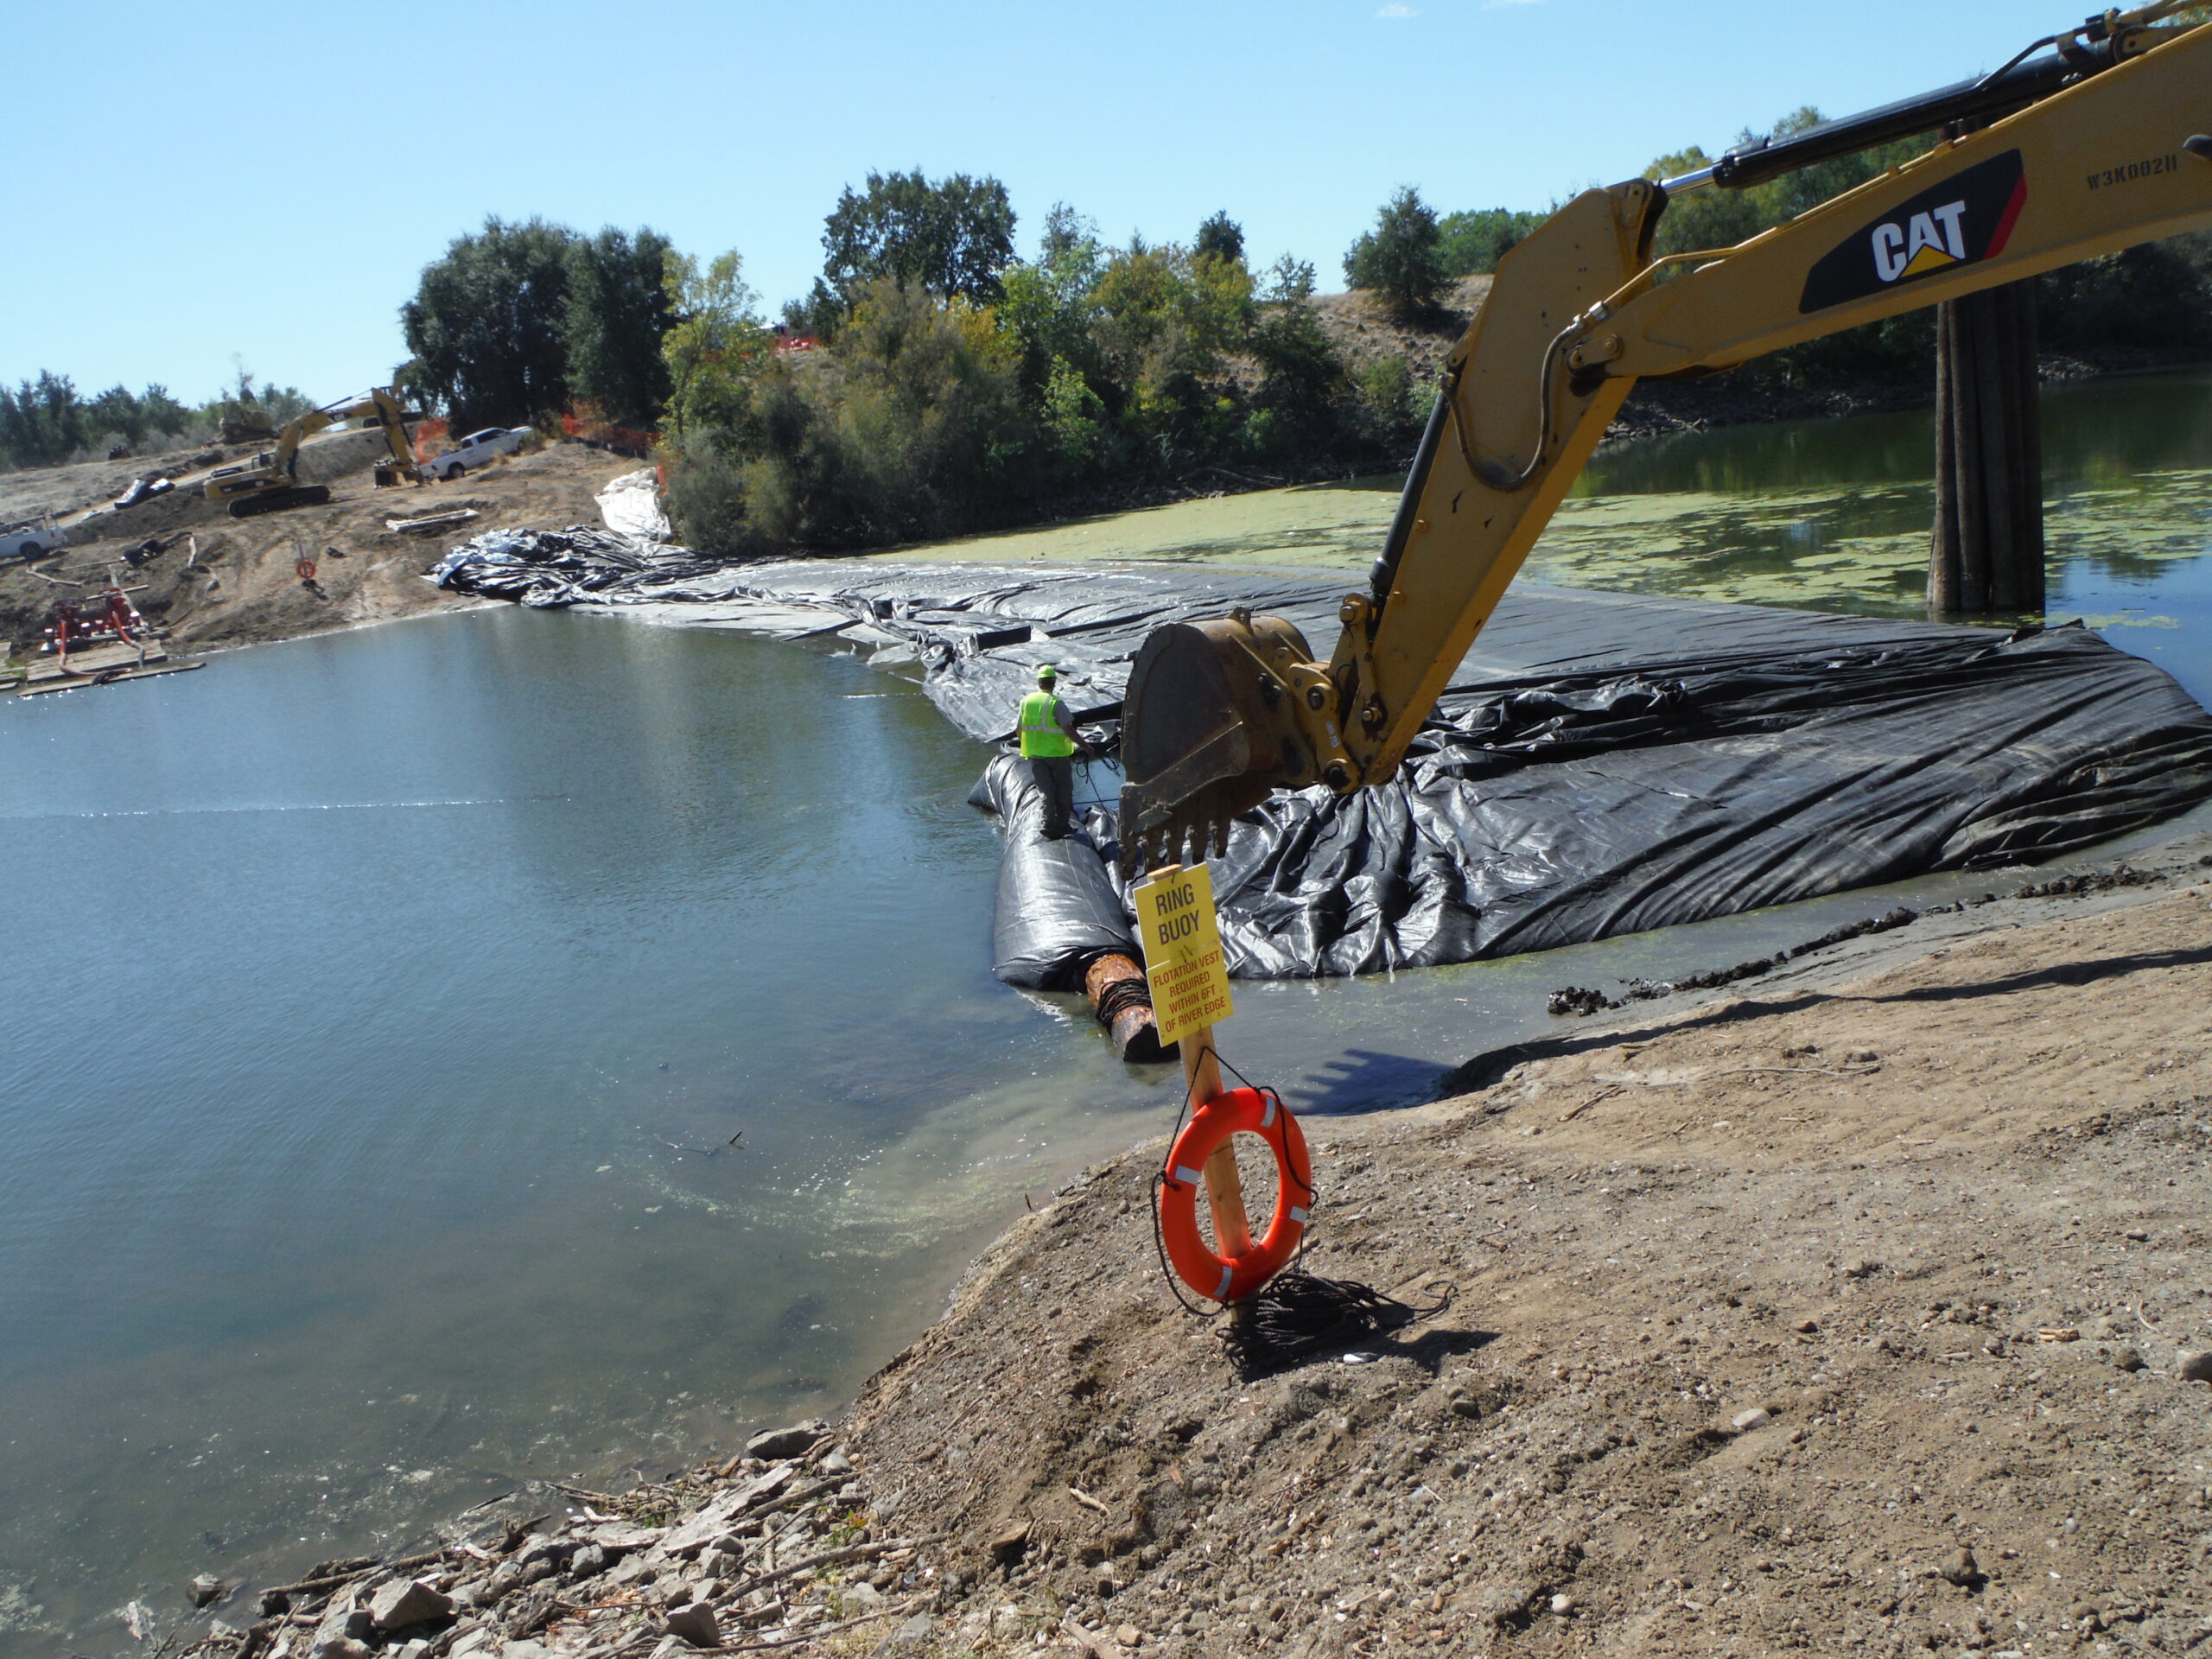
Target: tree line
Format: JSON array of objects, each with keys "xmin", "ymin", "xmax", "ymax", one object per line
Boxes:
[
  {"xmin": 11, "ymin": 123, "xmax": 2209, "ymax": 519},
  {"xmin": 0, "ymin": 371, "xmax": 314, "ymax": 474}
]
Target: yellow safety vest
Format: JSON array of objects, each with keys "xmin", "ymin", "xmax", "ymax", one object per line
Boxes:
[{"xmin": 1019, "ymin": 690, "xmax": 1075, "ymax": 759}]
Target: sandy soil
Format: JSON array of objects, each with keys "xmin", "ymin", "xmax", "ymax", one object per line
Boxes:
[
  {"xmin": 0, "ymin": 439, "xmax": 644, "ymax": 665},
  {"xmin": 827, "ymin": 869, "xmax": 2212, "ymax": 1658}
]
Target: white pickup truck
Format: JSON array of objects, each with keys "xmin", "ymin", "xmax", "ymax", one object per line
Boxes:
[
  {"xmin": 1, "ymin": 512, "xmax": 68, "ymax": 563},
  {"xmin": 426, "ymin": 426, "xmax": 529, "ymax": 481}
]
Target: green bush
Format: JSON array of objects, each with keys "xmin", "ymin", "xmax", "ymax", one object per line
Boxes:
[
  {"xmin": 1240, "ymin": 407, "xmax": 1288, "ymax": 462},
  {"xmin": 1356, "ymin": 354, "xmax": 1422, "ymax": 442},
  {"xmin": 1437, "ymin": 207, "xmax": 1544, "ymax": 276},
  {"xmin": 1247, "ymin": 302, "xmax": 1345, "ymax": 435},
  {"xmin": 663, "ymin": 435, "xmax": 767, "ymax": 557},
  {"xmin": 1043, "ymin": 354, "xmax": 1113, "ymax": 477},
  {"xmin": 1344, "ymin": 188, "xmax": 1447, "ymax": 315},
  {"xmin": 677, "ymin": 279, "xmax": 1043, "ymax": 552}
]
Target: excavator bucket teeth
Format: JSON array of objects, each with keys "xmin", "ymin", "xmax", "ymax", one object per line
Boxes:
[{"xmin": 1116, "ymin": 621, "xmax": 1277, "ymax": 880}]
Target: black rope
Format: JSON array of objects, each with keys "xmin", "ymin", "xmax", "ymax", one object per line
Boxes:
[
  {"xmin": 1219, "ymin": 1268, "xmax": 1452, "ymax": 1376},
  {"xmin": 1090, "ymin": 971, "xmax": 1153, "ymax": 1032}
]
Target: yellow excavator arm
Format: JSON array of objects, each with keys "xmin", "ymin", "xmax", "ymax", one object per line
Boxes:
[
  {"xmin": 204, "ymin": 388, "xmax": 423, "ymax": 518},
  {"xmin": 1118, "ymin": 3, "xmax": 2212, "ymax": 872}
]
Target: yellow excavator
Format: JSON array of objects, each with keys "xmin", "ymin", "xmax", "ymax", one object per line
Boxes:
[
  {"xmin": 204, "ymin": 388, "xmax": 423, "ymax": 518},
  {"xmin": 1117, "ymin": 3, "xmax": 2212, "ymax": 873}
]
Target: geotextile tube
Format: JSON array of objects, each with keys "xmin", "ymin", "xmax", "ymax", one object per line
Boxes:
[
  {"xmin": 967, "ymin": 753, "xmax": 1133, "ymax": 990},
  {"xmin": 435, "ymin": 532, "xmax": 2212, "ymax": 982}
]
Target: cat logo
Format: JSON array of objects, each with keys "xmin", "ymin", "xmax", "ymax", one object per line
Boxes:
[
  {"xmin": 1872, "ymin": 201, "xmax": 1970, "ymax": 282},
  {"xmin": 1800, "ymin": 149, "xmax": 2028, "ymax": 314}
]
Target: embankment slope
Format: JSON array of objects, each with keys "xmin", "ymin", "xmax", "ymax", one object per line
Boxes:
[{"xmin": 0, "ymin": 440, "xmax": 641, "ymax": 662}]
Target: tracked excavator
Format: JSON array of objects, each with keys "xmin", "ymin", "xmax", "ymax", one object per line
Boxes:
[
  {"xmin": 1117, "ymin": 3, "xmax": 2212, "ymax": 875},
  {"xmin": 204, "ymin": 388, "xmax": 423, "ymax": 518}
]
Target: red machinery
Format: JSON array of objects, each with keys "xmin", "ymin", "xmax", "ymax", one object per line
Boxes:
[{"xmin": 43, "ymin": 582, "xmax": 155, "ymax": 677}]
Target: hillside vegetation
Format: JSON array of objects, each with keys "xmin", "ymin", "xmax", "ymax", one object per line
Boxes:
[{"xmin": 12, "ymin": 117, "xmax": 2210, "ymax": 559}]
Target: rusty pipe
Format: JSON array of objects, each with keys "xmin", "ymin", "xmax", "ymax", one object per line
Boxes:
[{"xmin": 1084, "ymin": 953, "xmax": 1175, "ymax": 1065}]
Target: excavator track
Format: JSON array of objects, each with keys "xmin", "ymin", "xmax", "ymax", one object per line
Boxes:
[{"xmin": 227, "ymin": 485, "xmax": 332, "ymax": 519}]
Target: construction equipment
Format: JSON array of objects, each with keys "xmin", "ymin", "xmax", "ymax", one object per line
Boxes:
[
  {"xmin": 219, "ymin": 410, "xmax": 277, "ymax": 445},
  {"xmin": 204, "ymin": 388, "xmax": 423, "ymax": 518},
  {"xmin": 1117, "ymin": 3, "xmax": 2212, "ymax": 873}
]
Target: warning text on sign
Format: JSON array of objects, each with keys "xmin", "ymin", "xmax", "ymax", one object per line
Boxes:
[{"xmin": 1133, "ymin": 862, "xmax": 1234, "ymax": 1047}]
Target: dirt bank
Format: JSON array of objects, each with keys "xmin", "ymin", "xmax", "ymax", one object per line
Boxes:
[
  {"xmin": 134, "ymin": 835, "xmax": 2212, "ymax": 1659},
  {"xmin": 836, "ymin": 884, "xmax": 2212, "ymax": 1658},
  {"xmin": 0, "ymin": 440, "xmax": 644, "ymax": 665}
]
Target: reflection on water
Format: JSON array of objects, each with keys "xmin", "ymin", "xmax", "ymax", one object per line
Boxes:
[
  {"xmin": 0, "ymin": 614, "xmax": 1164, "ymax": 1652},
  {"xmin": 1553, "ymin": 366, "xmax": 2212, "ymax": 698}
]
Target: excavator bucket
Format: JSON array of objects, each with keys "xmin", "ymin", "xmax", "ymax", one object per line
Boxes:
[{"xmin": 1116, "ymin": 613, "xmax": 1326, "ymax": 878}]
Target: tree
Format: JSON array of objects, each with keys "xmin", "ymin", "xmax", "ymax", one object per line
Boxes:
[
  {"xmin": 1247, "ymin": 301, "xmax": 1345, "ymax": 436},
  {"xmin": 400, "ymin": 216, "xmax": 579, "ymax": 430},
  {"xmin": 0, "ymin": 372, "xmax": 86, "ymax": 467},
  {"xmin": 81, "ymin": 383, "xmax": 190, "ymax": 448},
  {"xmin": 1194, "ymin": 212, "xmax": 1245, "ymax": 266},
  {"xmin": 1090, "ymin": 240, "xmax": 1253, "ymax": 466},
  {"xmin": 1437, "ymin": 207, "xmax": 1545, "ymax": 276},
  {"xmin": 1344, "ymin": 187, "xmax": 1448, "ymax": 315},
  {"xmin": 566, "ymin": 227, "xmax": 677, "ymax": 428},
  {"xmin": 659, "ymin": 251, "xmax": 768, "ymax": 442},
  {"xmin": 1262, "ymin": 253, "xmax": 1317, "ymax": 303},
  {"xmin": 810, "ymin": 169, "xmax": 1017, "ymax": 323},
  {"xmin": 1039, "ymin": 202, "xmax": 1096, "ymax": 264},
  {"xmin": 1000, "ymin": 205, "xmax": 1106, "ymax": 395}
]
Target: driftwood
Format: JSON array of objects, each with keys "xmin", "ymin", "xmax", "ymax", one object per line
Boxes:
[
  {"xmin": 262, "ymin": 1545, "xmax": 456, "ymax": 1599},
  {"xmin": 715, "ymin": 1536, "xmax": 934, "ymax": 1606}
]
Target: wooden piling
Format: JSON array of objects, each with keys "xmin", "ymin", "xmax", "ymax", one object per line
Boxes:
[{"xmin": 1929, "ymin": 276, "xmax": 2045, "ymax": 616}]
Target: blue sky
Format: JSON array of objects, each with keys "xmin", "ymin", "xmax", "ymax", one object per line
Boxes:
[{"xmin": 1, "ymin": 1, "xmax": 2057, "ymax": 402}]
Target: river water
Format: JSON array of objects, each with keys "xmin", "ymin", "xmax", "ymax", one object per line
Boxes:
[{"xmin": 4, "ymin": 368, "xmax": 2211, "ymax": 1653}]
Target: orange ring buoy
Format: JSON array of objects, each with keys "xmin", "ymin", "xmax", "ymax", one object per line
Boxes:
[{"xmin": 1158, "ymin": 1086, "xmax": 1312, "ymax": 1303}]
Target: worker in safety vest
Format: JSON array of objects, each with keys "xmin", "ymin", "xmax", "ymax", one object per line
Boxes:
[{"xmin": 1018, "ymin": 664, "xmax": 1093, "ymax": 840}]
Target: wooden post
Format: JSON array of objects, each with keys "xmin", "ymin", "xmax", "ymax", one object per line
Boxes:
[
  {"xmin": 1929, "ymin": 276, "xmax": 2045, "ymax": 616},
  {"xmin": 1184, "ymin": 1020, "xmax": 1254, "ymax": 1261},
  {"xmin": 1152, "ymin": 863, "xmax": 1253, "ymax": 1262}
]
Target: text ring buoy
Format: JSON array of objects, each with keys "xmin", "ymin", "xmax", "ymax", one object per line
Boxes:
[{"xmin": 1158, "ymin": 1086, "xmax": 1312, "ymax": 1303}]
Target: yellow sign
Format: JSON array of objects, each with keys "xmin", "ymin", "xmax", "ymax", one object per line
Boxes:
[{"xmin": 1134, "ymin": 862, "xmax": 1234, "ymax": 1047}]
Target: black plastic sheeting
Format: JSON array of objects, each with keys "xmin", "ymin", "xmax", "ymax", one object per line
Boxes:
[
  {"xmin": 969, "ymin": 753, "xmax": 1132, "ymax": 989},
  {"xmin": 434, "ymin": 532, "xmax": 2212, "ymax": 982}
]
